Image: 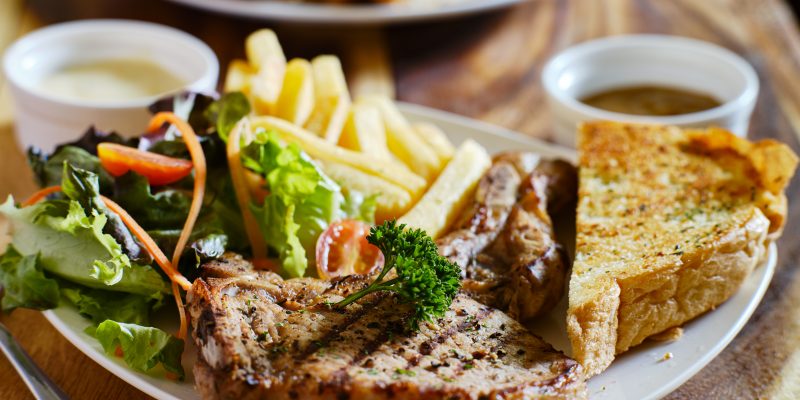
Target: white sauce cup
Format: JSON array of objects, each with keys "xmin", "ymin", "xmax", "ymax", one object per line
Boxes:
[
  {"xmin": 3, "ymin": 19, "xmax": 219, "ymax": 152},
  {"xmin": 542, "ymin": 35, "xmax": 759, "ymax": 147}
]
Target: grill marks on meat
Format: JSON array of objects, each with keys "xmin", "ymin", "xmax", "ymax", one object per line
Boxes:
[
  {"xmin": 188, "ymin": 256, "xmax": 586, "ymax": 399},
  {"xmin": 437, "ymin": 154, "xmax": 578, "ymax": 321}
]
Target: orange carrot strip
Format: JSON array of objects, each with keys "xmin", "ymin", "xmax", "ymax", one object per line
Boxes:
[
  {"xmin": 147, "ymin": 112, "xmax": 206, "ymax": 342},
  {"xmin": 21, "ymin": 186, "xmax": 62, "ymax": 207},
  {"xmin": 147, "ymin": 112, "xmax": 206, "ymax": 269},
  {"xmin": 171, "ymin": 281, "xmax": 187, "ymax": 340},
  {"xmin": 100, "ymin": 196, "xmax": 192, "ymax": 291},
  {"xmin": 226, "ymin": 119, "xmax": 269, "ymax": 264}
]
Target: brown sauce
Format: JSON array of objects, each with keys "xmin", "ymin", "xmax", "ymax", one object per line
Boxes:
[{"xmin": 580, "ymin": 85, "xmax": 722, "ymax": 116}]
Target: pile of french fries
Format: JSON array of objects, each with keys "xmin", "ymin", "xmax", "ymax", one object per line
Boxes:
[{"xmin": 226, "ymin": 29, "xmax": 492, "ymax": 238}]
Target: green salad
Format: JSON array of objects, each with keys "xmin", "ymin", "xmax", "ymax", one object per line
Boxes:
[
  {"xmin": 0, "ymin": 92, "xmax": 378, "ymax": 378},
  {"xmin": 0, "ymin": 91, "xmax": 460, "ymax": 379}
]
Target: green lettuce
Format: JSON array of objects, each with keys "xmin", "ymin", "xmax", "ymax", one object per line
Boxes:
[
  {"xmin": 94, "ymin": 320, "xmax": 184, "ymax": 378},
  {"xmin": 61, "ymin": 286, "xmax": 151, "ymax": 326},
  {"xmin": 242, "ymin": 131, "xmax": 377, "ymax": 277},
  {"xmin": 27, "ymin": 146, "xmax": 114, "ymax": 190},
  {"xmin": 62, "ymin": 163, "xmax": 152, "ymax": 264},
  {"xmin": 0, "ymin": 197, "xmax": 167, "ymax": 297},
  {"xmin": 112, "ymin": 171, "xmax": 191, "ymax": 230},
  {"xmin": 0, "ymin": 246, "xmax": 60, "ymax": 312},
  {"xmin": 204, "ymin": 92, "xmax": 251, "ymax": 143}
]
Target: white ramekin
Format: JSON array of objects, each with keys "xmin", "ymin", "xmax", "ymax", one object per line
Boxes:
[
  {"xmin": 542, "ymin": 35, "xmax": 759, "ymax": 147},
  {"xmin": 3, "ymin": 19, "xmax": 219, "ymax": 152}
]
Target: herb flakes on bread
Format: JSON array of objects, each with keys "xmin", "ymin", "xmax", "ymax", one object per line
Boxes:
[{"xmin": 568, "ymin": 122, "xmax": 798, "ymax": 376}]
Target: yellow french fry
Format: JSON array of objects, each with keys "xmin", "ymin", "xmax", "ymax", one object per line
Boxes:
[
  {"xmin": 318, "ymin": 160, "xmax": 413, "ymax": 223},
  {"xmin": 304, "ymin": 55, "xmax": 351, "ymax": 143},
  {"xmin": 339, "ymin": 102, "xmax": 392, "ymax": 159},
  {"xmin": 224, "ymin": 59, "xmax": 255, "ymax": 95},
  {"xmin": 250, "ymin": 116, "xmax": 427, "ymax": 196},
  {"xmin": 275, "ymin": 58, "xmax": 315, "ymax": 126},
  {"xmin": 398, "ymin": 139, "xmax": 491, "ymax": 239},
  {"xmin": 246, "ymin": 29, "xmax": 286, "ymax": 115},
  {"xmin": 412, "ymin": 122, "xmax": 455, "ymax": 166},
  {"xmin": 245, "ymin": 29, "xmax": 285, "ymax": 70},
  {"xmin": 361, "ymin": 95, "xmax": 441, "ymax": 182}
]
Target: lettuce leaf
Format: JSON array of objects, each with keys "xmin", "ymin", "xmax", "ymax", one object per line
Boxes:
[
  {"xmin": 204, "ymin": 92, "xmax": 251, "ymax": 143},
  {"xmin": 62, "ymin": 163, "xmax": 152, "ymax": 264},
  {"xmin": 243, "ymin": 132, "xmax": 347, "ymax": 277},
  {"xmin": 94, "ymin": 320, "xmax": 184, "ymax": 378},
  {"xmin": 61, "ymin": 286, "xmax": 151, "ymax": 326},
  {"xmin": 343, "ymin": 191, "xmax": 378, "ymax": 224},
  {"xmin": 28, "ymin": 146, "xmax": 114, "ymax": 190},
  {"xmin": 250, "ymin": 198, "xmax": 307, "ymax": 277},
  {"xmin": 0, "ymin": 197, "xmax": 167, "ymax": 297},
  {"xmin": 112, "ymin": 172, "xmax": 191, "ymax": 230},
  {"xmin": 0, "ymin": 246, "xmax": 60, "ymax": 312}
]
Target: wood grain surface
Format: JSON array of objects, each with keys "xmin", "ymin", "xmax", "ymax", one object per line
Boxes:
[{"xmin": 1, "ymin": 0, "xmax": 799, "ymax": 399}]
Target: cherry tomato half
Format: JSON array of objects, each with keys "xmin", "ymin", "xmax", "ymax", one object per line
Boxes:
[
  {"xmin": 316, "ymin": 220, "xmax": 384, "ymax": 279},
  {"xmin": 97, "ymin": 143, "xmax": 193, "ymax": 186}
]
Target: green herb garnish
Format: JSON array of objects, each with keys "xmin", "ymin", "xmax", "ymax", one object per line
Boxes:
[{"xmin": 335, "ymin": 220, "xmax": 461, "ymax": 330}]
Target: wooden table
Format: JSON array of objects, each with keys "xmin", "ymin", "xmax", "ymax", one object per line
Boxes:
[{"xmin": 1, "ymin": 0, "xmax": 800, "ymax": 398}]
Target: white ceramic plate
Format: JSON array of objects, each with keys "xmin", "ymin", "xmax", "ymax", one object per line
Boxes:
[
  {"xmin": 166, "ymin": 0, "xmax": 525, "ymax": 25},
  {"xmin": 43, "ymin": 103, "xmax": 777, "ymax": 399}
]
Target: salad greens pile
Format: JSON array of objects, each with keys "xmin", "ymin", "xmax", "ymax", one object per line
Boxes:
[
  {"xmin": 0, "ymin": 92, "xmax": 254, "ymax": 378},
  {"xmin": 0, "ymin": 90, "xmax": 456, "ymax": 378}
]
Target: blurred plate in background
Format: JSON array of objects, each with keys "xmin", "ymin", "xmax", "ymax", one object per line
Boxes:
[{"xmin": 166, "ymin": 0, "xmax": 526, "ymax": 25}]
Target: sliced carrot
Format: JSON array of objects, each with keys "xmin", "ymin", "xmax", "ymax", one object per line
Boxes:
[
  {"xmin": 147, "ymin": 112, "xmax": 206, "ymax": 342},
  {"xmin": 21, "ymin": 185, "xmax": 62, "ymax": 207},
  {"xmin": 147, "ymin": 112, "xmax": 206, "ymax": 268},
  {"xmin": 101, "ymin": 196, "xmax": 192, "ymax": 291},
  {"xmin": 171, "ymin": 281, "xmax": 187, "ymax": 340},
  {"xmin": 226, "ymin": 118, "xmax": 270, "ymax": 266}
]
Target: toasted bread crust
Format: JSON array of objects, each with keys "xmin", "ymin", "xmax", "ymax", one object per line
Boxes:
[{"xmin": 569, "ymin": 122, "xmax": 797, "ymax": 376}]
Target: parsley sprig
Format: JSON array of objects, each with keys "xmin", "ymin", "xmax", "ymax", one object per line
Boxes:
[{"xmin": 335, "ymin": 220, "xmax": 461, "ymax": 330}]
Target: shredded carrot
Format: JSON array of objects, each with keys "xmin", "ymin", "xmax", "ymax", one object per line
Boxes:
[
  {"xmin": 147, "ymin": 112, "xmax": 207, "ymax": 342},
  {"xmin": 21, "ymin": 185, "xmax": 62, "ymax": 207},
  {"xmin": 100, "ymin": 196, "xmax": 191, "ymax": 291},
  {"xmin": 148, "ymin": 112, "xmax": 206, "ymax": 268},
  {"xmin": 171, "ymin": 281, "xmax": 187, "ymax": 340},
  {"xmin": 226, "ymin": 118, "xmax": 270, "ymax": 266}
]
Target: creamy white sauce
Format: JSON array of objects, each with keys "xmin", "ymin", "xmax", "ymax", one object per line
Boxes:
[{"xmin": 39, "ymin": 58, "xmax": 185, "ymax": 102}]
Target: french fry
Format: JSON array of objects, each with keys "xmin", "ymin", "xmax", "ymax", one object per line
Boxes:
[
  {"xmin": 412, "ymin": 122, "xmax": 455, "ymax": 165},
  {"xmin": 275, "ymin": 58, "xmax": 315, "ymax": 126},
  {"xmin": 362, "ymin": 95, "xmax": 441, "ymax": 182},
  {"xmin": 339, "ymin": 102, "xmax": 392, "ymax": 159},
  {"xmin": 318, "ymin": 160, "xmax": 413, "ymax": 222},
  {"xmin": 224, "ymin": 59, "xmax": 255, "ymax": 95},
  {"xmin": 397, "ymin": 139, "xmax": 491, "ymax": 239},
  {"xmin": 250, "ymin": 116, "xmax": 427, "ymax": 196},
  {"xmin": 245, "ymin": 29, "xmax": 285, "ymax": 70},
  {"xmin": 304, "ymin": 55, "xmax": 351, "ymax": 143},
  {"xmin": 246, "ymin": 29, "xmax": 287, "ymax": 115}
]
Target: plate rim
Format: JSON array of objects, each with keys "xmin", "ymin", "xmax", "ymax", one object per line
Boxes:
[
  {"xmin": 624, "ymin": 243, "xmax": 776, "ymax": 400},
  {"xmin": 40, "ymin": 103, "xmax": 775, "ymax": 400},
  {"xmin": 166, "ymin": 0, "xmax": 526, "ymax": 25}
]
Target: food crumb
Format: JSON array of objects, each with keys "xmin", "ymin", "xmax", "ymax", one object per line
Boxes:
[{"xmin": 662, "ymin": 352, "xmax": 673, "ymax": 361}]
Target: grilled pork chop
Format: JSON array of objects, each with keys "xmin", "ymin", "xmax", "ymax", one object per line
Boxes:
[
  {"xmin": 437, "ymin": 154, "xmax": 577, "ymax": 321},
  {"xmin": 188, "ymin": 256, "xmax": 586, "ymax": 399}
]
